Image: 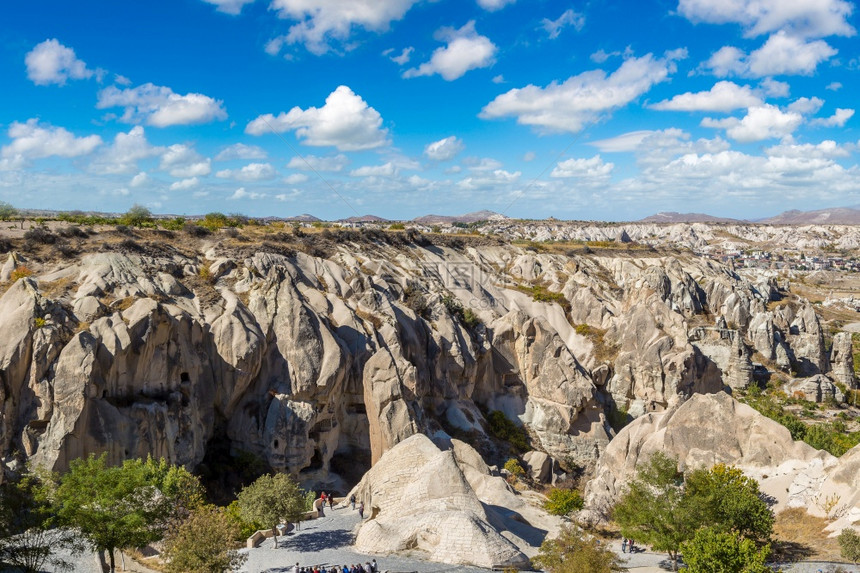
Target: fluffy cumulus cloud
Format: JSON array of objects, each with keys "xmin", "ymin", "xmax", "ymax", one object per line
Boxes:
[
  {"xmin": 403, "ymin": 21, "xmax": 496, "ymax": 81},
  {"xmin": 350, "ymin": 162, "xmax": 396, "ymax": 177},
  {"xmin": 267, "ymin": 0, "xmax": 420, "ymax": 55},
  {"xmin": 286, "ymin": 154, "xmax": 349, "ymax": 172},
  {"xmin": 476, "ymin": 0, "xmax": 515, "ymax": 11},
  {"xmin": 424, "ymin": 136, "xmax": 464, "ymax": 161},
  {"xmin": 481, "ymin": 51, "xmax": 685, "ymax": 133},
  {"xmin": 701, "ymin": 34, "xmax": 837, "ymax": 77},
  {"xmin": 246, "ymin": 86, "xmax": 388, "ymax": 151},
  {"xmin": 200, "ymin": 0, "xmax": 255, "ymax": 14},
  {"xmin": 677, "ymin": 0, "xmax": 855, "ymax": 38},
  {"xmin": 551, "ymin": 155, "xmax": 614, "ymax": 180},
  {"xmin": 541, "ymin": 9, "xmax": 585, "ymax": 39},
  {"xmin": 214, "ymin": 143, "xmax": 268, "ymax": 161},
  {"xmin": 1, "ymin": 119, "xmax": 102, "ymax": 168},
  {"xmin": 650, "ymin": 81, "xmax": 762, "ymax": 112},
  {"xmin": 215, "ymin": 162, "xmax": 277, "ymax": 181},
  {"xmin": 90, "ymin": 126, "xmax": 163, "ymax": 175},
  {"xmin": 97, "ymin": 83, "xmax": 227, "ymax": 127},
  {"xmin": 25, "ymin": 39, "xmax": 96, "ymax": 86},
  {"xmin": 159, "ymin": 144, "xmax": 212, "ymax": 177},
  {"xmin": 130, "ymin": 172, "xmax": 149, "ymax": 187},
  {"xmin": 170, "ymin": 177, "xmax": 199, "ymax": 190},
  {"xmin": 701, "ymin": 104, "xmax": 803, "ymax": 142},
  {"xmin": 765, "ymin": 140, "xmax": 850, "ymax": 158},
  {"xmin": 810, "ymin": 108, "xmax": 855, "ymax": 127},
  {"xmin": 457, "ymin": 168, "xmax": 521, "ymax": 190},
  {"xmin": 229, "ymin": 187, "xmax": 265, "ymax": 200}
]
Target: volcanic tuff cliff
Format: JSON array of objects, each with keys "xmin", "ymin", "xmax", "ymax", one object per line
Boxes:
[{"xmin": 0, "ymin": 226, "xmax": 847, "ymax": 490}]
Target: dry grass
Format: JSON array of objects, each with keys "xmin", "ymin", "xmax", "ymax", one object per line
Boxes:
[
  {"xmin": 38, "ymin": 275, "xmax": 75, "ymax": 299},
  {"xmin": 772, "ymin": 507, "xmax": 842, "ymax": 561},
  {"xmin": 356, "ymin": 308, "xmax": 383, "ymax": 330}
]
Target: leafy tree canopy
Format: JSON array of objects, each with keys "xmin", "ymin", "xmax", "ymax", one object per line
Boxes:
[
  {"xmin": 680, "ymin": 527, "xmax": 772, "ymax": 573},
  {"xmin": 532, "ymin": 524, "xmax": 627, "ymax": 573},
  {"xmin": 161, "ymin": 504, "xmax": 247, "ymax": 573},
  {"xmin": 236, "ymin": 473, "xmax": 309, "ymax": 528}
]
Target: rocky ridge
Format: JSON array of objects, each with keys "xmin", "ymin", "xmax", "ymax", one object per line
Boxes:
[{"xmin": 0, "ymin": 226, "xmax": 853, "ymax": 496}]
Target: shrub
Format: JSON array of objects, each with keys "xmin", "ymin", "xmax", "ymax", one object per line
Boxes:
[
  {"xmin": 161, "ymin": 217, "xmax": 186, "ymax": 231},
  {"xmin": 441, "ymin": 295, "xmax": 482, "ymax": 330},
  {"xmin": 160, "ymin": 505, "xmax": 247, "ymax": 573},
  {"xmin": 10, "ymin": 266, "xmax": 33, "ymax": 282},
  {"xmin": 504, "ymin": 458, "xmax": 525, "ymax": 477},
  {"xmin": 533, "ymin": 524, "xmax": 626, "ymax": 573},
  {"xmin": 544, "ymin": 488, "xmax": 584, "ymax": 516},
  {"xmin": 403, "ymin": 284, "xmax": 430, "ymax": 319},
  {"xmin": 680, "ymin": 527, "xmax": 772, "ymax": 573},
  {"xmin": 122, "ymin": 204, "xmax": 153, "ymax": 228},
  {"xmin": 839, "ymin": 528, "xmax": 860, "ymax": 563},
  {"xmin": 24, "ymin": 226, "xmax": 56, "ymax": 245},
  {"xmin": 487, "ymin": 410, "xmax": 530, "ymax": 452},
  {"xmin": 389, "ymin": 222, "xmax": 405, "ymax": 230},
  {"xmin": 34, "ymin": 317, "xmax": 46, "ymax": 328},
  {"xmin": 184, "ymin": 223, "xmax": 211, "ymax": 237}
]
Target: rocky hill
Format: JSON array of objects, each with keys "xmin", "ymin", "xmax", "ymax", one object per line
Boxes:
[{"xmin": 0, "ymin": 221, "xmax": 854, "ymax": 492}]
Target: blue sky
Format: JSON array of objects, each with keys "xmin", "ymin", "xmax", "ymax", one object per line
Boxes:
[{"xmin": 0, "ymin": 0, "xmax": 858, "ymax": 221}]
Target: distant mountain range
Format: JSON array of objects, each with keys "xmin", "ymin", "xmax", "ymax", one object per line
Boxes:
[
  {"xmin": 339, "ymin": 215, "xmax": 389, "ymax": 223},
  {"xmin": 757, "ymin": 207, "xmax": 860, "ymax": 225},
  {"xmin": 638, "ymin": 212, "xmax": 747, "ymax": 224},
  {"xmin": 412, "ymin": 210, "xmax": 508, "ymax": 224}
]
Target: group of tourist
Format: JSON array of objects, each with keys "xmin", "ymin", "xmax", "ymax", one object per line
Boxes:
[
  {"xmin": 621, "ymin": 538, "xmax": 636, "ymax": 553},
  {"xmin": 291, "ymin": 560, "xmax": 378, "ymax": 573}
]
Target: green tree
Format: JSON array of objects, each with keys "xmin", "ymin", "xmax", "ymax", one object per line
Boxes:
[
  {"xmin": 0, "ymin": 201, "xmax": 18, "ymax": 221},
  {"xmin": 680, "ymin": 527, "xmax": 772, "ymax": 573},
  {"xmin": 684, "ymin": 464, "xmax": 774, "ymax": 543},
  {"xmin": 236, "ymin": 473, "xmax": 308, "ymax": 546},
  {"xmin": 161, "ymin": 505, "xmax": 247, "ymax": 573},
  {"xmin": 0, "ymin": 470, "xmax": 75, "ymax": 573},
  {"xmin": 613, "ymin": 452, "xmax": 695, "ymax": 571},
  {"xmin": 839, "ymin": 528, "xmax": 860, "ymax": 563},
  {"xmin": 532, "ymin": 524, "xmax": 627, "ymax": 573},
  {"xmin": 122, "ymin": 204, "xmax": 153, "ymax": 227},
  {"xmin": 543, "ymin": 488, "xmax": 584, "ymax": 516},
  {"xmin": 53, "ymin": 454, "xmax": 197, "ymax": 573}
]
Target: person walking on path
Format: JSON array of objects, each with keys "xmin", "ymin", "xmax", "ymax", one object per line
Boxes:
[
  {"xmin": 329, "ymin": 495, "xmax": 334, "ymax": 510},
  {"xmin": 350, "ymin": 494, "xmax": 356, "ymax": 510},
  {"xmin": 621, "ymin": 538, "xmax": 627, "ymax": 553},
  {"xmin": 358, "ymin": 502, "xmax": 365, "ymax": 519}
]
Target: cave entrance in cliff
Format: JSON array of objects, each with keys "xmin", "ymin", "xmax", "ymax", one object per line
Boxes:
[
  {"xmin": 301, "ymin": 449, "xmax": 324, "ymax": 473},
  {"xmin": 180, "ymin": 372, "xmax": 190, "ymax": 383}
]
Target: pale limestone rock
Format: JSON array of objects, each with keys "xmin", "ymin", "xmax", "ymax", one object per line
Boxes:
[
  {"xmin": 522, "ymin": 450, "xmax": 552, "ymax": 483},
  {"xmin": 829, "ymin": 332, "xmax": 856, "ymax": 389},
  {"xmin": 580, "ymin": 392, "xmax": 843, "ymax": 526},
  {"xmin": 784, "ymin": 374, "xmax": 844, "ymax": 403},
  {"xmin": 351, "ymin": 434, "xmax": 530, "ymax": 569}
]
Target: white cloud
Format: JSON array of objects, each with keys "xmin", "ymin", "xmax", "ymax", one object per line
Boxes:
[
  {"xmin": 283, "ymin": 173, "xmax": 309, "ymax": 184},
  {"xmin": 787, "ymin": 97, "xmax": 823, "ymax": 115},
  {"xmin": 810, "ymin": 108, "xmax": 855, "ymax": 127},
  {"xmin": 25, "ymin": 39, "xmax": 95, "ymax": 86},
  {"xmin": 458, "ymin": 169, "xmax": 521, "ymax": 189},
  {"xmin": 159, "ymin": 144, "xmax": 212, "ymax": 177},
  {"xmin": 215, "ymin": 143, "xmax": 268, "ymax": 161},
  {"xmin": 200, "ymin": 0, "xmax": 255, "ymax": 14},
  {"xmin": 765, "ymin": 140, "xmax": 849, "ymax": 158},
  {"xmin": 97, "ymin": 83, "xmax": 227, "ymax": 127},
  {"xmin": 677, "ymin": 0, "xmax": 855, "ymax": 38},
  {"xmin": 759, "ymin": 78, "xmax": 790, "ymax": 97},
  {"xmin": 523, "ymin": 151, "xmax": 536, "ymax": 161},
  {"xmin": 170, "ymin": 177, "xmax": 199, "ymax": 190},
  {"xmin": 541, "ymin": 9, "xmax": 585, "ymax": 39},
  {"xmin": 89, "ymin": 126, "xmax": 163, "ymax": 175},
  {"xmin": 246, "ymin": 86, "xmax": 388, "ymax": 151},
  {"xmin": 404, "ymin": 21, "xmax": 497, "ymax": 81},
  {"xmin": 492, "ymin": 75, "xmax": 505, "ymax": 84},
  {"xmin": 650, "ymin": 81, "xmax": 762, "ymax": 112},
  {"xmin": 477, "ymin": 0, "xmax": 515, "ymax": 11},
  {"xmin": 481, "ymin": 52, "xmax": 685, "ymax": 133},
  {"xmin": 350, "ymin": 162, "xmax": 396, "ymax": 177},
  {"xmin": 267, "ymin": 0, "xmax": 420, "ymax": 55},
  {"xmin": 287, "ymin": 154, "xmax": 349, "ymax": 172},
  {"xmin": 826, "ymin": 81, "xmax": 843, "ymax": 91},
  {"xmin": 701, "ymin": 33, "xmax": 837, "ymax": 78},
  {"xmin": 385, "ymin": 47, "xmax": 413, "ymax": 65},
  {"xmin": 748, "ymin": 32, "xmax": 837, "ymax": 76},
  {"xmin": 465, "ymin": 157, "xmax": 503, "ymax": 171},
  {"xmin": 1, "ymin": 119, "xmax": 102, "ymax": 164},
  {"xmin": 229, "ymin": 187, "xmax": 265, "ymax": 200},
  {"xmin": 551, "ymin": 155, "xmax": 614, "ymax": 179},
  {"xmin": 130, "ymin": 172, "xmax": 149, "ymax": 187},
  {"xmin": 424, "ymin": 136, "xmax": 464, "ymax": 161},
  {"xmin": 701, "ymin": 104, "xmax": 802, "ymax": 141},
  {"xmin": 216, "ymin": 162, "xmax": 277, "ymax": 181},
  {"xmin": 591, "ymin": 129, "xmax": 729, "ymax": 168},
  {"xmin": 591, "ymin": 130, "xmax": 657, "ymax": 152}
]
